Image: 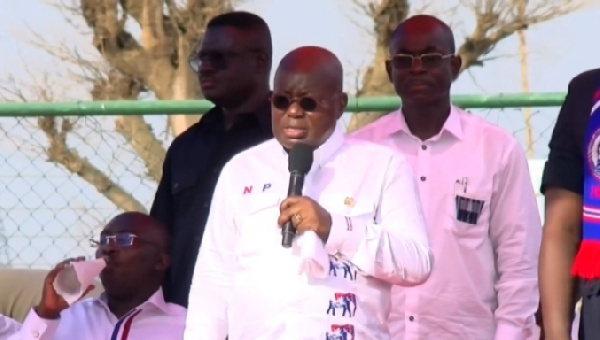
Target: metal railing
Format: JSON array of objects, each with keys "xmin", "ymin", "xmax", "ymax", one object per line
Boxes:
[
  {"xmin": 0, "ymin": 92, "xmax": 566, "ymax": 116},
  {"xmin": 0, "ymin": 93, "xmax": 563, "ymax": 268}
]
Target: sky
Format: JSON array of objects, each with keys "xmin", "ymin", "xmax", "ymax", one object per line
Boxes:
[{"xmin": 0, "ymin": 0, "xmax": 598, "ymax": 268}]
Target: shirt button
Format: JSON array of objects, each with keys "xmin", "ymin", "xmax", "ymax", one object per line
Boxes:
[
  {"xmin": 419, "ymin": 176, "xmax": 426, "ymax": 181},
  {"xmin": 409, "ymin": 316, "xmax": 415, "ymax": 322},
  {"xmin": 173, "ymin": 182, "xmax": 179, "ymax": 190},
  {"xmin": 421, "ymin": 145, "xmax": 427, "ymax": 150},
  {"xmin": 32, "ymin": 331, "xmax": 40, "ymax": 338}
]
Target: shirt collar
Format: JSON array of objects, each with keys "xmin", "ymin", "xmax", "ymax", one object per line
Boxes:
[
  {"xmin": 279, "ymin": 123, "xmax": 345, "ymax": 172},
  {"xmin": 377, "ymin": 105, "xmax": 464, "ymax": 141},
  {"xmin": 96, "ymin": 288, "xmax": 173, "ymax": 316}
]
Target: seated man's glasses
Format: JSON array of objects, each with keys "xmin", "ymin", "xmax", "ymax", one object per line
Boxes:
[{"xmin": 90, "ymin": 233, "xmax": 157, "ymax": 248}]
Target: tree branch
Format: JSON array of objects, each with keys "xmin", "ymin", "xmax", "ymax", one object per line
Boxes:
[
  {"xmin": 346, "ymin": 0, "xmax": 584, "ymax": 132},
  {"xmin": 372, "ymin": 0, "xmax": 410, "ymax": 46},
  {"xmin": 91, "ymin": 69, "xmax": 167, "ymax": 184},
  {"xmin": 457, "ymin": 0, "xmax": 584, "ymax": 72},
  {"xmin": 115, "ymin": 116, "xmax": 166, "ymax": 182},
  {"xmin": 38, "ymin": 116, "xmax": 147, "ymax": 213},
  {"xmin": 81, "ymin": 0, "xmax": 152, "ymax": 84}
]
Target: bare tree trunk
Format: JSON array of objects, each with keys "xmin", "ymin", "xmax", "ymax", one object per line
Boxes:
[
  {"xmin": 346, "ymin": 44, "xmax": 396, "ymax": 133},
  {"xmin": 168, "ymin": 34, "xmax": 203, "ymax": 136},
  {"xmin": 516, "ymin": 0, "xmax": 534, "ymax": 158},
  {"xmin": 346, "ymin": 0, "xmax": 410, "ymax": 133},
  {"xmin": 27, "ymin": 0, "xmax": 234, "ymax": 212}
]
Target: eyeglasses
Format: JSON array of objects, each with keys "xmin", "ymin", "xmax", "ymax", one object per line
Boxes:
[
  {"xmin": 188, "ymin": 50, "xmax": 260, "ymax": 72},
  {"xmin": 89, "ymin": 233, "xmax": 156, "ymax": 248},
  {"xmin": 388, "ymin": 53, "xmax": 453, "ymax": 69},
  {"xmin": 272, "ymin": 95, "xmax": 318, "ymax": 112}
]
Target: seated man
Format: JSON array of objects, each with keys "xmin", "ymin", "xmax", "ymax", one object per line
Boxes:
[
  {"xmin": 9, "ymin": 212, "xmax": 186, "ymax": 340},
  {"xmin": 183, "ymin": 46, "xmax": 433, "ymax": 340}
]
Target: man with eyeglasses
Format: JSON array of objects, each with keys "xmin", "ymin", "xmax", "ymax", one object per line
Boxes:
[
  {"xmin": 150, "ymin": 11, "xmax": 274, "ymax": 308},
  {"xmin": 351, "ymin": 15, "xmax": 542, "ymax": 340},
  {"xmin": 8, "ymin": 212, "xmax": 186, "ymax": 340},
  {"xmin": 183, "ymin": 46, "xmax": 433, "ymax": 340}
]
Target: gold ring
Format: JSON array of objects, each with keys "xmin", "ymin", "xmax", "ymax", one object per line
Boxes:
[{"xmin": 293, "ymin": 213, "xmax": 303, "ymax": 224}]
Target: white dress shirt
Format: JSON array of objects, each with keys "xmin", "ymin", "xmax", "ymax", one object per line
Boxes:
[
  {"xmin": 351, "ymin": 106, "xmax": 542, "ymax": 340},
  {"xmin": 184, "ymin": 125, "xmax": 433, "ymax": 340},
  {"xmin": 1, "ymin": 315, "xmax": 21, "ymax": 338},
  {"xmin": 8, "ymin": 289, "xmax": 186, "ymax": 340}
]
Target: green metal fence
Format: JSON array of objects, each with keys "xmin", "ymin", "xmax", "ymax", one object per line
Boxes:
[
  {"xmin": 0, "ymin": 93, "xmax": 563, "ymax": 269},
  {"xmin": 0, "ymin": 93, "xmax": 566, "ymax": 116}
]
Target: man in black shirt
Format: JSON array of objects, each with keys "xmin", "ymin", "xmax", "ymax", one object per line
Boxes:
[
  {"xmin": 539, "ymin": 68, "xmax": 600, "ymax": 340},
  {"xmin": 150, "ymin": 11, "xmax": 274, "ymax": 307}
]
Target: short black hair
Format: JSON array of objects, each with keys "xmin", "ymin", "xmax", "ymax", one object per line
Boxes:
[
  {"xmin": 207, "ymin": 11, "xmax": 273, "ymax": 60},
  {"xmin": 390, "ymin": 15, "xmax": 456, "ymax": 54}
]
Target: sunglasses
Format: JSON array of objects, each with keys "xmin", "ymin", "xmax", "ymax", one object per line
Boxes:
[
  {"xmin": 188, "ymin": 50, "xmax": 260, "ymax": 72},
  {"xmin": 90, "ymin": 233, "xmax": 157, "ymax": 248},
  {"xmin": 389, "ymin": 53, "xmax": 453, "ymax": 69},
  {"xmin": 272, "ymin": 95, "xmax": 318, "ymax": 112}
]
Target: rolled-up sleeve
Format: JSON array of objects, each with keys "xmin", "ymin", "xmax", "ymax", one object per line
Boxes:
[
  {"xmin": 8, "ymin": 309, "xmax": 59, "ymax": 340},
  {"xmin": 183, "ymin": 164, "xmax": 235, "ymax": 340},
  {"xmin": 1, "ymin": 316, "xmax": 20, "ymax": 337},
  {"xmin": 490, "ymin": 141, "xmax": 542, "ymax": 340},
  {"xmin": 329, "ymin": 152, "xmax": 433, "ymax": 285}
]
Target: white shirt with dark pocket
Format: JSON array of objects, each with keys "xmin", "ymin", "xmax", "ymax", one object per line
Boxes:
[{"xmin": 351, "ymin": 106, "xmax": 542, "ymax": 340}]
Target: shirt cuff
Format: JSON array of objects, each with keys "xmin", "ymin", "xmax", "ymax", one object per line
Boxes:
[
  {"xmin": 20, "ymin": 308, "xmax": 60, "ymax": 340},
  {"xmin": 494, "ymin": 323, "xmax": 528, "ymax": 340},
  {"xmin": 325, "ymin": 213, "xmax": 348, "ymax": 250}
]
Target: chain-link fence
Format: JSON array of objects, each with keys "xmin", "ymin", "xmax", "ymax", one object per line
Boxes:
[{"xmin": 0, "ymin": 98, "xmax": 562, "ymax": 269}]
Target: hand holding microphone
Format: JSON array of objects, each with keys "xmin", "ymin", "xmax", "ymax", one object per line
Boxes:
[
  {"xmin": 278, "ymin": 196, "xmax": 333, "ymax": 246},
  {"xmin": 279, "ymin": 143, "xmax": 332, "ymax": 247}
]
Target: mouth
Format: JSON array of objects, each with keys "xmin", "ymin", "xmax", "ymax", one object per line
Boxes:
[
  {"xmin": 103, "ymin": 257, "xmax": 118, "ymax": 267},
  {"xmin": 199, "ymin": 78, "xmax": 216, "ymax": 89},
  {"xmin": 407, "ymin": 81, "xmax": 430, "ymax": 89},
  {"xmin": 283, "ymin": 128, "xmax": 308, "ymax": 139}
]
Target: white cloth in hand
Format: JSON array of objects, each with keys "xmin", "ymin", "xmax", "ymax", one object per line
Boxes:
[{"xmin": 293, "ymin": 231, "xmax": 329, "ymax": 279}]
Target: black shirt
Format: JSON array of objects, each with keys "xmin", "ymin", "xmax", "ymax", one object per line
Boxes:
[
  {"xmin": 540, "ymin": 69, "xmax": 600, "ymax": 340},
  {"xmin": 150, "ymin": 100, "xmax": 273, "ymax": 306},
  {"xmin": 540, "ymin": 69, "xmax": 600, "ymax": 195}
]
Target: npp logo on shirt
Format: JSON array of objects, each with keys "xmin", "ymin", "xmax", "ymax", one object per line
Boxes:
[{"xmin": 242, "ymin": 183, "xmax": 272, "ymax": 194}]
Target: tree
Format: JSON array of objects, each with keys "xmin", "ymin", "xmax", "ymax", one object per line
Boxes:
[
  {"xmin": 0, "ymin": 0, "xmax": 586, "ymax": 214},
  {"xmin": 345, "ymin": 0, "xmax": 585, "ymax": 132},
  {"xmin": 1, "ymin": 0, "xmax": 238, "ymax": 213}
]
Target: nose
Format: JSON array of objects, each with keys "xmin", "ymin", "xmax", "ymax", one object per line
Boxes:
[
  {"xmin": 286, "ymin": 101, "xmax": 305, "ymax": 118},
  {"xmin": 199, "ymin": 60, "xmax": 216, "ymax": 73},
  {"xmin": 410, "ymin": 57, "xmax": 426, "ymax": 74},
  {"xmin": 100, "ymin": 242, "xmax": 118, "ymax": 257},
  {"xmin": 199, "ymin": 62, "xmax": 216, "ymax": 77}
]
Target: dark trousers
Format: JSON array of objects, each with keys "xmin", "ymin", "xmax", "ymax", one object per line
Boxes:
[{"xmin": 579, "ymin": 280, "xmax": 600, "ymax": 340}]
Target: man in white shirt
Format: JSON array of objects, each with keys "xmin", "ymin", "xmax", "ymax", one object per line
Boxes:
[
  {"xmin": 1, "ymin": 315, "xmax": 21, "ymax": 338},
  {"xmin": 9, "ymin": 212, "xmax": 186, "ymax": 340},
  {"xmin": 351, "ymin": 15, "xmax": 542, "ymax": 340},
  {"xmin": 183, "ymin": 46, "xmax": 433, "ymax": 340}
]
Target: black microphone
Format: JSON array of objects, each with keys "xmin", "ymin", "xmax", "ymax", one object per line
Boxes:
[{"xmin": 282, "ymin": 143, "xmax": 314, "ymax": 248}]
